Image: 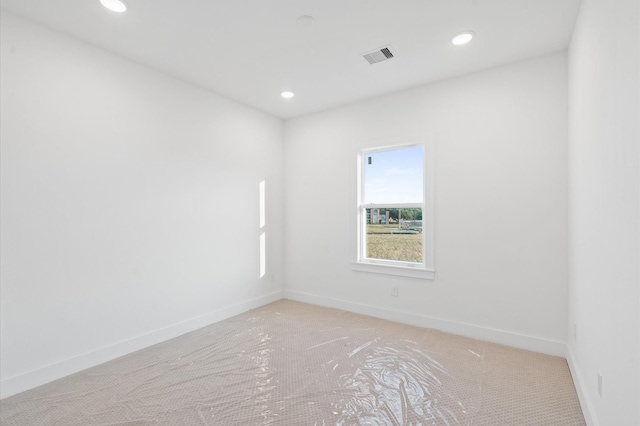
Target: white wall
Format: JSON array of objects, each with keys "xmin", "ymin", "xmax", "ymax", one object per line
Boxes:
[
  {"xmin": 0, "ymin": 11, "xmax": 284, "ymax": 398},
  {"xmin": 284, "ymin": 53, "xmax": 569, "ymax": 355},
  {"xmin": 567, "ymin": 0, "xmax": 640, "ymax": 424}
]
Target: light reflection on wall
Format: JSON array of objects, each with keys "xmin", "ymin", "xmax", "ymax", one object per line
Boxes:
[
  {"xmin": 260, "ymin": 181, "xmax": 266, "ymax": 229},
  {"xmin": 260, "ymin": 233, "xmax": 266, "ymax": 278},
  {"xmin": 260, "ymin": 181, "xmax": 266, "ymax": 278}
]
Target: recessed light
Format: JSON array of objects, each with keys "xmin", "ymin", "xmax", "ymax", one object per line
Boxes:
[
  {"xmin": 296, "ymin": 15, "xmax": 316, "ymax": 28},
  {"xmin": 281, "ymin": 91, "xmax": 295, "ymax": 99},
  {"xmin": 451, "ymin": 31, "xmax": 475, "ymax": 46},
  {"xmin": 100, "ymin": 0, "xmax": 127, "ymax": 13}
]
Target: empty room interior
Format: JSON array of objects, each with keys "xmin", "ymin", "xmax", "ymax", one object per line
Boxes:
[{"xmin": 0, "ymin": 0, "xmax": 638, "ymax": 425}]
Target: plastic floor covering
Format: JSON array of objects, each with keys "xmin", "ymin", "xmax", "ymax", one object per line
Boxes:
[{"xmin": 0, "ymin": 300, "xmax": 585, "ymax": 425}]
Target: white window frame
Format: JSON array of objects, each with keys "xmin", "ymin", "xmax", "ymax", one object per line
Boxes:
[{"xmin": 352, "ymin": 142, "xmax": 435, "ymax": 280}]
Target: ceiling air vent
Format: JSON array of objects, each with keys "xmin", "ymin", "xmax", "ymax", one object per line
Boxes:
[{"xmin": 362, "ymin": 46, "xmax": 395, "ymax": 65}]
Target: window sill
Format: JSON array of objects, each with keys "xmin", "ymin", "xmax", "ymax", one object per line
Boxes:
[{"xmin": 351, "ymin": 262, "xmax": 435, "ymax": 280}]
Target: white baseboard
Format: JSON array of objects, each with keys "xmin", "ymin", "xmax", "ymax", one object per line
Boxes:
[
  {"xmin": 0, "ymin": 290, "xmax": 284, "ymax": 400},
  {"xmin": 284, "ymin": 289, "xmax": 567, "ymax": 357},
  {"xmin": 566, "ymin": 345, "xmax": 598, "ymax": 426}
]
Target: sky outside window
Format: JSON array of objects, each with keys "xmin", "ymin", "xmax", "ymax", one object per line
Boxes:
[{"xmin": 364, "ymin": 146, "xmax": 424, "ymax": 204}]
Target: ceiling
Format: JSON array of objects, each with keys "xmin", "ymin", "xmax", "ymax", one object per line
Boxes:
[{"xmin": 0, "ymin": 0, "xmax": 582, "ymax": 119}]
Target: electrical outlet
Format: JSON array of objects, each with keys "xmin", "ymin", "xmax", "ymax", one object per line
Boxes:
[
  {"xmin": 391, "ymin": 285, "xmax": 399, "ymax": 297},
  {"xmin": 597, "ymin": 372, "xmax": 603, "ymax": 397}
]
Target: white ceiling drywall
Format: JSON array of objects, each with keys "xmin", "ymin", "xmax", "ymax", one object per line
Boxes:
[{"xmin": 0, "ymin": 0, "xmax": 581, "ymax": 118}]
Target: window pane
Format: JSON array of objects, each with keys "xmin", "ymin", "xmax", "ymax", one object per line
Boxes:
[
  {"xmin": 364, "ymin": 146, "xmax": 423, "ymax": 204},
  {"xmin": 365, "ymin": 208, "xmax": 422, "ymax": 263}
]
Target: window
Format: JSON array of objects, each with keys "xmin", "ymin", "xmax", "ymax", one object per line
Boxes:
[{"xmin": 353, "ymin": 143, "xmax": 435, "ymax": 279}]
